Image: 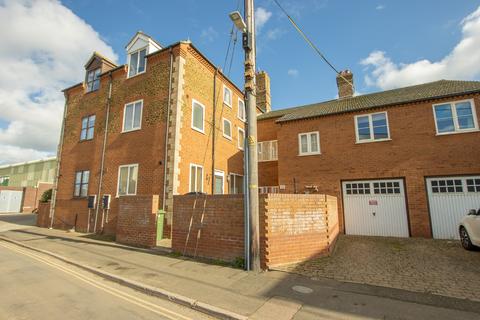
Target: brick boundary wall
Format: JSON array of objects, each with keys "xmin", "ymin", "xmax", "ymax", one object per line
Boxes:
[
  {"xmin": 36, "ymin": 202, "xmax": 51, "ymax": 228},
  {"xmin": 172, "ymin": 193, "xmax": 338, "ymax": 269},
  {"xmin": 116, "ymin": 195, "xmax": 159, "ymax": 248}
]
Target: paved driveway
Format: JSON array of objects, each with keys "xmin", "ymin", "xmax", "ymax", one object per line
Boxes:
[{"xmin": 276, "ymin": 235, "xmax": 480, "ymax": 301}]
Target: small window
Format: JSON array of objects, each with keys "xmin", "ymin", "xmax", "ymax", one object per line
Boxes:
[
  {"xmin": 191, "ymin": 100, "xmax": 205, "ymax": 133},
  {"xmin": 0, "ymin": 176, "xmax": 10, "ymax": 186},
  {"xmin": 214, "ymin": 170, "xmax": 224, "ymax": 194},
  {"xmin": 86, "ymin": 68, "xmax": 101, "ymax": 92},
  {"xmin": 433, "ymin": 100, "xmax": 478, "ymax": 134},
  {"xmin": 223, "ymin": 85, "xmax": 232, "ymax": 107},
  {"xmin": 345, "ymin": 183, "xmax": 371, "ymax": 195},
  {"xmin": 466, "ymin": 179, "xmax": 480, "ymax": 192},
  {"xmin": 123, "ymin": 100, "xmax": 143, "ymax": 132},
  {"xmin": 223, "ymin": 118, "xmax": 232, "ymax": 140},
  {"xmin": 128, "ymin": 48, "xmax": 147, "ymax": 78},
  {"xmin": 298, "ymin": 132, "xmax": 320, "ymax": 156},
  {"xmin": 258, "ymin": 140, "xmax": 278, "ymax": 161},
  {"xmin": 80, "ymin": 115, "xmax": 96, "ymax": 140},
  {"xmin": 189, "ymin": 164, "xmax": 203, "ymax": 193},
  {"xmin": 355, "ymin": 112, "xmax": 390, "ymax": 143},
  {"xmin": 229, "ymin": 173, "xmax": 244, "ymax": 194},
  {"xmin": 430, "ymin": 179, "xmax": 463, "ymax": 193},
  {"xmin": 238, "ymin": 99, "xmax": 246, "ymax": 121},
  {"xmin": 117, "ymin": 164, "xmax": 138, "ymax": 196},
  {"xmin": 74, "ymin": 170, "xmax": 89, "ymax": 197},
  {"xmin": 373, "ymin": 181, "xmax": 401, "ymax": 194},
  {"xmin": 238, "ymin": 128, "xmax": 245, "ymax": 150}
]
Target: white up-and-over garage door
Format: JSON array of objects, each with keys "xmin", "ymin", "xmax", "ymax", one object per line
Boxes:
[
  {"xmin": 342, "ymin": 179, "xmax": 409, "ymax": 237},
  {"xmin": 0, "ymin": 190, "xmax": 23, "ymax": 213},
  {"xmin": 426, "ymin": 176, "xmax": 480, "ymax": 240}
]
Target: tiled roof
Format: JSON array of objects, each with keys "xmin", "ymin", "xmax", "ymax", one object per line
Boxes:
[{"xmin": 258, "ymin": 80, "xmax": 480, "ymax": 122}]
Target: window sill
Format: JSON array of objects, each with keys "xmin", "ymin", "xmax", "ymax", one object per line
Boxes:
[
  {"xmin": 126, "ymin": 71, "xmax": 146, "ymax": 80},
  {"xmin": 115, "ymin": 194, "xmax": 137, "ymax": 198},
  {"xmin": 435, "ymin": 129, "xmax": 479, "ymax": 136},
  {"xmin": 191, "ymin": 126, "xmax": 205, "ymax": 135},
  {"xmin": 122, "ymin": 127, "xmax": 142, "ymax": 134},
  {"xmin": 237, "ymin": 116, "xmax": 246, "ymax": 122},
  {"xmin": 223, "ymin": 134, "xmax": 232, "ymax": 141},
  {"xmin": 223, "ymin": 102, "xmax": 232, "ymax": 108},
  {"xmin": 298, "ymin": 152, "xmax": 321, "ymax": 157},
  {"xmin": 355, "ymin": 138, "xmax": 392, "ymax": 144},
  {"xmin": 72, "ymin": 196, "xmax": 87, "ymax": 200},
  {"xmin": 258, "ymin": 159, "xmax": 278, "ymax": 162},
  {"xmin": 85, "ymin": 89, "xmax": 99, "ymax": 95},
  {"xmin": 79, "ymin": 138, "xmax": 94, "ymax": 143}
]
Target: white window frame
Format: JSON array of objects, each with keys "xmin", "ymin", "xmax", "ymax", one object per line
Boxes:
[
  {"xmin": 223, "ymin": 85, "xmax": 232, "ymax": 108},
  {"xmin": 73, "ymin": 170, "xmax": 90, "ymax": 197},
  {"xmin": 191, "ymin": 99, "xmax": 205, "ymax": 134},
  {"xmin": 237, "ymin": 98, "xmax": 246, "ymax": 122},
  {"xmin": 127, "ymin": 47, "xmax": 147, "ymax": 78},
  {"xmin": 258, "ymin": 140, "xmax": 278, "ymax": 161},
  {"xmin": 116, "ymin": 164, "xmax": 138, "ymax": 197},
  {"xmin": 189, "ymin": 163, "xmax": 204, "ymax": 193},
  {"xmin": 122, "ymin": 99, "xmax": 143, "ymax": 133},
  {"xmin": 214, "ymin": 170, "xmax": 225, "ymax": 194},
  {"xmin": 354, "ymin": 111, "xmax": 391, "ymax": 143},
  {"xmin": 86, "ymin": 68, "xmax": 101, "ymax": 92},
  {"xmin": 80, "ymin": 114, "xmax": 96, "ymax": 141},
  {"xmin": 229, "ymin": 173, "xmax": 244, "ymax": 194},
  {"xmin": 223, "ymin": 118, "xmax": 232, "ymax": 140},
  {"xmin": 238, "ymin": 128, "xmax": 245, "ymax": 150},
  {"xmin": 432, "ymin": 99, "xmax": 479, "ymax": 135},
  {"xmin": 298, "ymin": 132, "xmax": 321, "ymax": 156}
]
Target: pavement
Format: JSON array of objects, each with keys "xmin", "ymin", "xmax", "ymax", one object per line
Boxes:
[
  {"xmin": 1, "ymin": 214, "xmax": 480, "ymax": 319},
  {"xmin": 276, "ymin": 235, "xmax": 480, "ymax": 302}
]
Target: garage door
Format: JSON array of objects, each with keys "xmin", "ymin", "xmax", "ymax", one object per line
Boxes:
[
  {"xmin": 342, "ymin": 179, "xmax": 409, "ymax": 237},
  {"xmin": 0, "ymin": 190, "xmax": 23, "ymax": 213},
  {"xmin": 426, "ymin": 176, "xmax": 480, "ymax": 240}
]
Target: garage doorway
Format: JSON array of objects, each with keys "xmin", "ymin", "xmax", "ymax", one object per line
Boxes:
[
  {"xmin": 0, "ymin": 190, "xmax": 23, "ymax": 213},
  {"xmin": 342, "ymin": 179, "xmax": 409, "ymax": 237}
]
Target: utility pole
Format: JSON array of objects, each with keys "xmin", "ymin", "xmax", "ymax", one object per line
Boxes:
[
  {"xmin": 229, "ymin": 0, "xmax": 260, "ymax": 272},
  {"xmin": 244, "ymin": 0, "xmax": 261, "ymax": 272}
]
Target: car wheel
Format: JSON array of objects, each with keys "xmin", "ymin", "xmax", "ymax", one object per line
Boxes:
[{"xmin": 460, "ymin": 227, "xmax": 475, "ymax": 250}]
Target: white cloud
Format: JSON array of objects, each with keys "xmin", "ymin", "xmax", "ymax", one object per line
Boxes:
[
  {"xmin": 266, "ymin": 27, "xmax": 284, "ymax": 40},
  {"xmin": 376, "ymin": 5, "xmax": 385, "ymax": 10},
  {"xmin": 361, "ymin": 6, "xmax": 480, "ymax": 90},
  {"xmin": 0, "ymin": 0, "xmax": 117, "ymax": 165},
  {"xmin": 287, "ymin": 69, "xmax": 299, "ymax": 77},
  {"xmin": 255, "ymin": 7, "xmax": 272, "ymax": 32},
  {"xmin": 200, "ymin": 26, "xmax": 218, "ymax": 43}
]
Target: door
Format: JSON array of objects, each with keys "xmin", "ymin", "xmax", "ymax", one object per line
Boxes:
[
  {"xmin": 426, "ymin": 176, "xmax": 480, "ymax": 239},
  {"xmin": 0, "ymin": 190, "xmax": 23, "ymax": 213},
  {"xmin": 342, "ymin": 179, "xmax": 409, "ymax": 237},
  {"xmin": 214, "ymin": 170, "xmax": 224, "ymax": 194}
]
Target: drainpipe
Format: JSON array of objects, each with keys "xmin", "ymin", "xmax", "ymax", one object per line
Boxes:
[
  {"xmin": 93, "ymin": 72, "xmax": 113, "ymax": 233},
  {"xmin": 211, "ymin": 68, "xmax": 218, "ymax": 194},
  {"xmin": 49, "ymin": 94, "xmax": 69, "ymax": 229},
  {"xmin": 162, "ymin": 48, "xmax": 174, "ymax": 211}
]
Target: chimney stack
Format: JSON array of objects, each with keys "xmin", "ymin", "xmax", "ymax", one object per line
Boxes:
[
  {"xmin": 336, "ymin": 70, "xmax": 354, "ymax": 99},
  {"xmin": 256, "ymin": 71, "xmax": 271, "ymax": 113}
]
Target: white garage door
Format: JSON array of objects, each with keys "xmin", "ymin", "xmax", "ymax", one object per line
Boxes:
[
  {"xmin": 0, "ymin": 190, "xmax": 23, "ymax": 213},
  {"xmin": 427, "ymin": 176, "xmax": 480, "ymax": 240},
  {"xmin": 342, "ymin": 179, "xmax": 409, "ymax": 237}
]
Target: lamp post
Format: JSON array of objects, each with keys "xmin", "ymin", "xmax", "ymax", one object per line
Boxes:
[{"xmin": 230, "ymin": 0, "xmax": 261, "ymax": 272}]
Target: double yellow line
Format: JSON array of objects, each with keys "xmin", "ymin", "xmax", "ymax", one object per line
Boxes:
[{"xmin": 0, "ymin": 241, "xmax": 195, "ymax": 320}]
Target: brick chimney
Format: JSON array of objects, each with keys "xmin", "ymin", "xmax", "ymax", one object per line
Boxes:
[
  {"xmin": 336, "ymin": 70, "xmax": 354, "ymax": 99},
  {"xmin": 256, "ymin": 71, "xmax": 271, "ymax": 113}
]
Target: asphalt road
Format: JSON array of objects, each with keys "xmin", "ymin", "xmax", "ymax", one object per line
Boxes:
[{"xmin": 0, "ymin": 239, "xmax": 213, "ymax": 320}]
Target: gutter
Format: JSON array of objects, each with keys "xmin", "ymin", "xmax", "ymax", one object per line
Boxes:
[
  {"xmin": 50, "ymin": 94, "xmax": 69, "ymax": 228},
  {"xmin": 93, "ymin": 71, "xmax": 113, "ymax": 233},
  {"xmin": 162, "ymin": 48, "xmax": 175, "ymax": 211}
]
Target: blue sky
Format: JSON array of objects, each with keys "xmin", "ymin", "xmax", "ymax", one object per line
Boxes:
[
  {"xmin": 0, "ymin": 0, "xmax": 479, "ymax": 165},
  {"xmin": 62, "ymin": 0, "xmax": 480, "ymax": 108}
]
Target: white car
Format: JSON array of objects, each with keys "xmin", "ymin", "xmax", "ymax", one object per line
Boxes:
[{"xmin": 459, "ymin": 208, "xmax": 480, "ymax": 250}]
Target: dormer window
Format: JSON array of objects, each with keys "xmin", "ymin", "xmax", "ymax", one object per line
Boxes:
[
  {"xmin": 86, "ymin": 68, "xmax": 101, "ymax": 92},
  {"xmin": 128, "ymin": 48, "xmax": 147, "ymax": 78}
]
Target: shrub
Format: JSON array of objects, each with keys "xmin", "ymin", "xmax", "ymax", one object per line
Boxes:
[{"xmin": 40, "ymin": 189, "xmax": 52, "ymax": 203}]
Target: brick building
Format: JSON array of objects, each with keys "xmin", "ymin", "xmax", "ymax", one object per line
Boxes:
[
  {"xmin": 52, "ymin": 32, "xmax": 265, "ymax": 238},
  {"xmin": 258, "ymin": 72, "xmax": 480, "ymax": 240}
]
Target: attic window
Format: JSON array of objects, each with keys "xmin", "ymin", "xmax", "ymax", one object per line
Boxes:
[
  {"xmin": 86, "ymin": 68, "xmax": 101, "ymax": 92},
  {"xmin": 128, "ymin": 48, "xmax": 147, "ymax": 78}
]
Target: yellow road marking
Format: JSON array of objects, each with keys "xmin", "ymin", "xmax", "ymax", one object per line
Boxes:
[{"xmin": 0, "ymin": 241, "xmax": 195, "ymax": 320}]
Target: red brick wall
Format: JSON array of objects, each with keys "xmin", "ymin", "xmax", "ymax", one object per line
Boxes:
[
  {"xmin": 116, "ymin": 195, "xmax": 159, "ymax": 248},
  {"xmin": 36, "ymin": 202, "xmax": 51, "ymax": 228},
  {"xmin": 172, "ymin": 194, "xmax": 245, "ymax": 262},
  {"xmin": 261, "ymin": 194, "xmax": 338, "ymax": 267},
  {"xmin": 261, "ymin": 94, "xmax": 480, "ymax": 238},
  {"xmin": 172, "ymin": 193, "xmax": 338, "ymax": 268}
]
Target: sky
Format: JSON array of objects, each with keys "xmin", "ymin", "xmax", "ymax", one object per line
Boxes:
[{"xmin": 0, "ymin": 0, "xmax": 479, "ymax": 165}]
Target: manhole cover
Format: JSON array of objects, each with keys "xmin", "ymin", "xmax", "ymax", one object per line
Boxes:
[{"xmin": 292, "ymin": 285, "xmax": 313, "ymax": 294}]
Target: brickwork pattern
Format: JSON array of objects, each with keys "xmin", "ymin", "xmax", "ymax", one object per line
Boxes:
[
  {"xmin": 36, "ymin": 202, "xmax": 51, "ymax": 228},
  {"xmin": 116, "ymin": 195, "xmax": 159, "ymax": 248}
]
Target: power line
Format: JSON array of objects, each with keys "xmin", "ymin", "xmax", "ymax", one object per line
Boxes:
[{"xmin": 271, "ymin": 0, "xmax": 354, "ymax": 89}]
